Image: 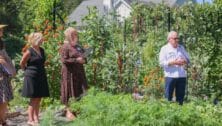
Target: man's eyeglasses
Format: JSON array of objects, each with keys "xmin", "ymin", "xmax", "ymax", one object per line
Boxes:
[{"xmin": 171, "ymin": 37, "xmax": 179, "ymax": 40}]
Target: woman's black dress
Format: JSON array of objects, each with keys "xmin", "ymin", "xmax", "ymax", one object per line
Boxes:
[{"xmin": 22, "ymin": 47, "xmax": 49, "ymax": 98}]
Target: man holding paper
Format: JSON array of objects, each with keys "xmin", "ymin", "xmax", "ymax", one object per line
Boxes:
[{"xmin": 159, "ymin": 31, "xmax": 190, "ymax": 105}]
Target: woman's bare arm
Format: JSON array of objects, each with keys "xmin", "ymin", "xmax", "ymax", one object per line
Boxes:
[{"xmin": 20, "ymin": 50, "xmax": 30, "ymax": 70}]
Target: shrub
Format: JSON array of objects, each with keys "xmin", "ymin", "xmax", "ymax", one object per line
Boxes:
[{"xmin": 66, "ymin": 88, "xmax": 222, "ymax": 126}]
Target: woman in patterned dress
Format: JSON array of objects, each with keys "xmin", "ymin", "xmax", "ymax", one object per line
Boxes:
[
  {"xmin": 0, "ymin": 24, "xmax": 16, "ymax": 126},
  {"xmin": 60, "ymin": 27, "xmax": 88, "ymax": 120}
]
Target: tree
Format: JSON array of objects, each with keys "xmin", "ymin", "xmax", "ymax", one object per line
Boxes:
[{"xmin": 0, "ymin": 0, "xmax": 23, "ymax": 33}]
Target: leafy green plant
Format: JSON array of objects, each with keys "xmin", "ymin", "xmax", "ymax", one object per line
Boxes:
[{"xmin": 67, "ymin": 88, "xmax": 222, "ymax": 126}]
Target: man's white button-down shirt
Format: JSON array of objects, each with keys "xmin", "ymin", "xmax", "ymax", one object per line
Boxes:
[{"xmin": 159, "ymin": 43, "xmax": 190, "ymax": 78}]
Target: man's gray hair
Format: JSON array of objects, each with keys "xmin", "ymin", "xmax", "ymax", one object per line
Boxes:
[{"xmin": 167, "ymin": 31, "xmax": 177, "ymax": 41}]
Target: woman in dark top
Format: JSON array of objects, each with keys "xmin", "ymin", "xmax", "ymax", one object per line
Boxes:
[
  {"xmin": 60, "ymin": 27, "xmax": 88, "ymax": 120},
  {"xmin": 20, "ymin": 32, "xmax": 49, "ymax": 125},
  {"xmin": 0, "ymin": 24, "xmax": 16, "ymax": 126}
]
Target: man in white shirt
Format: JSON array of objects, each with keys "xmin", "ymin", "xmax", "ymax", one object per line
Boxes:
[{"xmin": 159, "ymin": 31, "xmax": 190, "ymax": 105}]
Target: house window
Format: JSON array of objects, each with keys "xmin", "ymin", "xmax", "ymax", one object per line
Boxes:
[{"xmin": 104, "ymin": 6, "xmax": 108, "ymax": 13}]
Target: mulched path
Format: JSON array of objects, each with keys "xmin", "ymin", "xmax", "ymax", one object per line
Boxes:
[
  {"xmin": 6, "ymin": 112, "xmax": 29, "ymax": 126},
  {"xmin": 5, "ymin": 109, "xmax": 73, "ymax": 126}
]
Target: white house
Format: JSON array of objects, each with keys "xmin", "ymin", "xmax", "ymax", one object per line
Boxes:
[
  {"xmin": 68, "ymin": 0, "xmax": 196, "ymax": 26},
  {"xmin": 103, "ymin": 0, "xmax": 132, "ymax": 22}
]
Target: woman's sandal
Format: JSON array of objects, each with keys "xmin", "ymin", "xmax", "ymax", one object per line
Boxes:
[
  {"xmin": 27, "ymin": 121, "xmax": 35, "ymax": 126},
  {"xmin": 27, "ymin": 121, "xmax": 40, "ymax": 126},
  {"xmin": 33, "ymin": 121, "xmax": 39, "ymax": 126},
  {"xmin": 66, "ymin": 110, "xmax": 76, "ymax": 121}
]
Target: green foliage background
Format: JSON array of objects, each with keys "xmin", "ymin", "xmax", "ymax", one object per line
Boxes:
[
  {"xmin": 0, "ymin": 0, "xmax": 222, "ymax": 114},
  {"xmin": 1, "ymin": 0, "xmax": 222, "ymax": 125},
  {"xmin": 79, "ymin": 2, "xmax": 222, "ymax": 99}
]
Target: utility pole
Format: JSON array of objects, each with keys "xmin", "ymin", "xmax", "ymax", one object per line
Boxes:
[
  {"xmin": 167, "ymin": 7, "xmax": 171, "ymax": 32},
  {"xmin": 53, "ymin": 0, "xmax": 56, "ymax": 31},
  {"xmin": 52, "ymin": 0, "xmax": 65, "ymax": 31}
]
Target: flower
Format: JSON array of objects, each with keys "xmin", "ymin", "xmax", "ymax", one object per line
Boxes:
[
  {"xmin": 83, "ymin": 44, "xmax": 89, "ymax": 48},
  {"xmin": 45, "ymin": 20, "xmax": 49, "ymax": 25},
  {"xmin": 47, "ymin": 25, "xmax": 52, "ymax": 30},
  {"xmin": 56, "ymin": 25, "xmax": 64, "ymax": 31},
  {"xmin": 43, "ymin": 31, "xmax": 49, "ymax": 35},
  {"xmin": 53, "ymin": 33, "xmax": 59, "ymax": 38}
]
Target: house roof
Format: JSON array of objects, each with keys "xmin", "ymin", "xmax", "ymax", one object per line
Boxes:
[
  {"xmin": 68, "ymin": 0, "xmax": 104, "ymax": 26},
  {"xmin": 68, "ymin": 0, "xmax": 196, "ymax": 26},
  {"xmin": 114, "ymin": 0, "xmax": 132, "ymax": 9},
  {"xmin": 133, "ymin": 0, "xmax": 195, "ymax": 7},
  {"xmin": 112, "ymin": 0, "xmax": 188, "ymax": 10},
  {"xmin": 124, "ymin": 0, "xmax": 133, "ymax": 5}
]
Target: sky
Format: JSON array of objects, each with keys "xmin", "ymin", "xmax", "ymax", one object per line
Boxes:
[{"xmin": 196, "ymin": 0, "xmax": 213, "ymax": 3}]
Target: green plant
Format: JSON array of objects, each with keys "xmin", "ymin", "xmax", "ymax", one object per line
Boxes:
[{"xmin": 67, "ymin": 88, "xmax": 222, "ymax": 126}]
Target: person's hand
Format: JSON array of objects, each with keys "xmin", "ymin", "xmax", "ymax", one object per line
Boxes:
[
  {"xmin": 76, "ymin": 57, "xmax": 85, "ymax": 64},
  {"xmin": 169, "ymin": 58, "xmax": 186, "ymax": 66},
  {"xmin": 176, "ymin": 58, "xmax": 187, "ymax": 65},
  {"xmin": 0, "ymin": 59, "xmax": 5, "ymax": 64},
  {"xmin": 20, "ymin": 64, "xmax": 26, "ymax": 70}
]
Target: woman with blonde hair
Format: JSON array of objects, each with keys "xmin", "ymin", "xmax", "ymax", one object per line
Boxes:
[
  {"xmin": 60, "ymin": 27, "xmax": 88, "ymax": 120},
  {"xmin": 0, "ymin": 24, "xmax": 16, "ymax": 126},
  {"xmin": 20, "ymin": 32, "xmax": 49, "ymax": 125}
]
